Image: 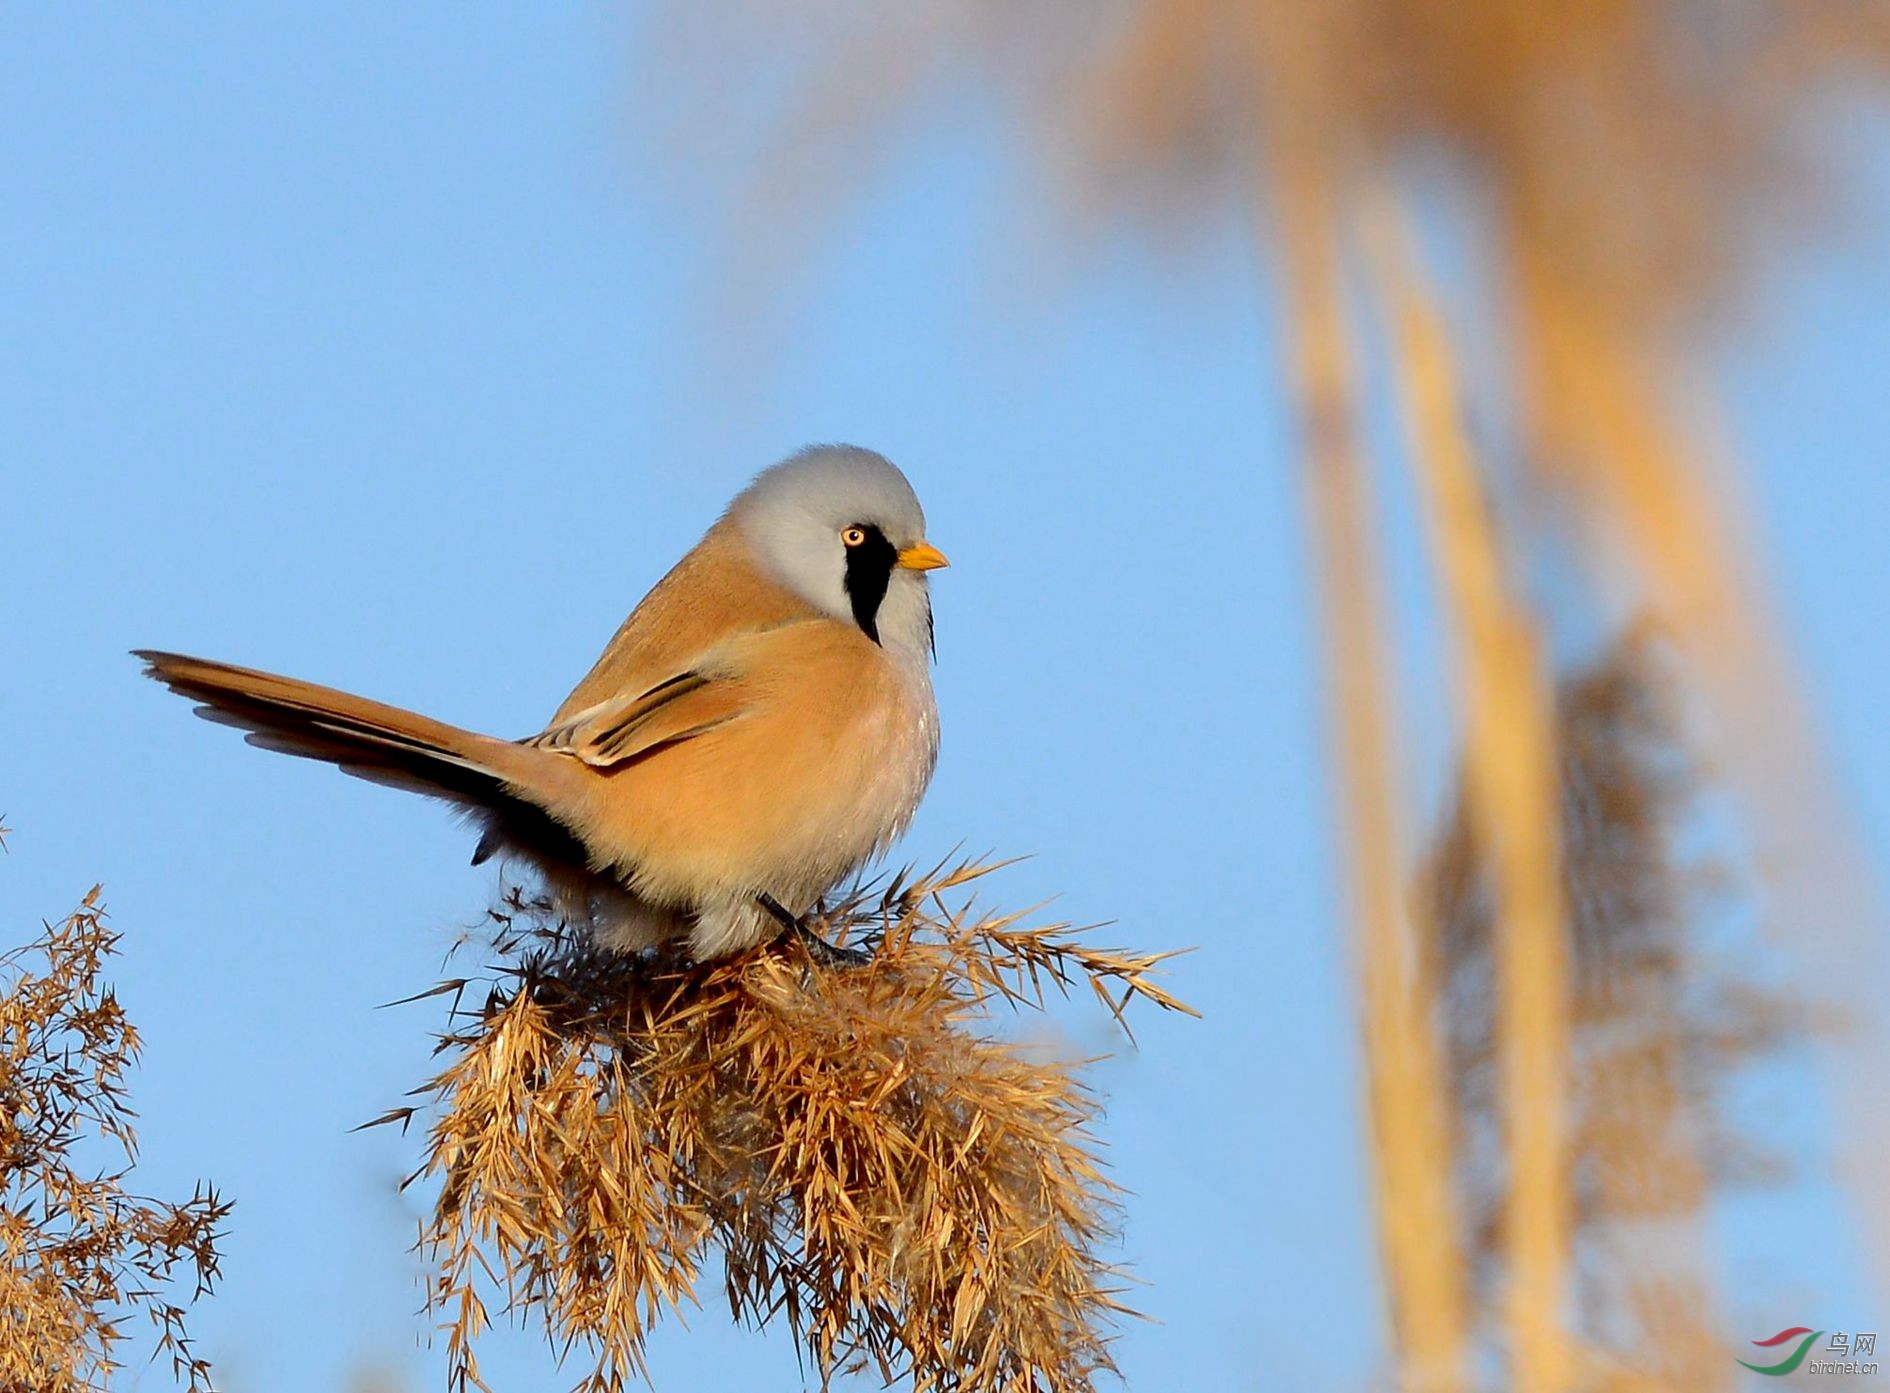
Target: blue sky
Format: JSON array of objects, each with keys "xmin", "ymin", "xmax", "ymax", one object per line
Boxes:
[{"xmin": 2, "ymin": 8, "xmax": 1887, "ymax": 1391}]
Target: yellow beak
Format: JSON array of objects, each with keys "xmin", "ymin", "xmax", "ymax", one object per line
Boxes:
[{"xmin": 897, "ymin": 541, "xmax": 950, "ymax": 572}]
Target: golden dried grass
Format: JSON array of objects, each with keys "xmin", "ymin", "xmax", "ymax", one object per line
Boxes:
[
  {"xmin": 374, "ymin": 859, "xmax": 1192, "ymax": 1393},
  {"xmin": 0, "ymin": 873, "xmax": 229, "ymax": 1393}
]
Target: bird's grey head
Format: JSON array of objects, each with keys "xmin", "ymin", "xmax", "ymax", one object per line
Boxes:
[{"xmin": 730, "ymin": 445, "xmax": 946, "ymax": 661}]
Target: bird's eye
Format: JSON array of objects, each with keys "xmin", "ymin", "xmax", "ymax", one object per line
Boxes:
[{"xmin": 841, "ymin": 526, "xmax": 868, "ymax": 548}]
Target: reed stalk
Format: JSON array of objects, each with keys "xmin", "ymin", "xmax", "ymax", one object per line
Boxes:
[
  {"xmin": 1250, "ymin": 17, "xmax": 1469, "ymax": 1381},
  {"xmin": 1366, "ymin": 198, "xmax": 1572, "ymax": 1393}
]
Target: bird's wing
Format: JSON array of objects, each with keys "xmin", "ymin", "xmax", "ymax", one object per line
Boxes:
[
  {"xmin": 527, "ymin": 621, "xmax": 820, "ymax": 768},
  {"xmin": 529, "ymin": 670, "xmax": 745, "ymax": 766},
  {"xmin": 546, "ymin": 519, "xmax": 816, "ymax": 732}
]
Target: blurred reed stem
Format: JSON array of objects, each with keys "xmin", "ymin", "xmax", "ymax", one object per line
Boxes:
[
  {"xmin": 1253, "ymin": 17, "xmax": 1469, "ymax": 1378},
  {"xmin": 1367, "ymin": 196, "xmax": 1573, "ymax": 1393}
]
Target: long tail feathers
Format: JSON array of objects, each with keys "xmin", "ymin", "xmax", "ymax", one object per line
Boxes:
[
  {"xmin": 132, "ymin": 652, "xmax": 595, "ymax": 874},
  {"xmin": 135, "ymin": 647, "xmax": 509, "ymax": 794}
]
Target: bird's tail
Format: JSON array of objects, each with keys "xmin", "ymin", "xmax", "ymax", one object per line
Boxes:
[{"xmin": 135, "ymin": 650, "xmax": 585, "ymax": 863}]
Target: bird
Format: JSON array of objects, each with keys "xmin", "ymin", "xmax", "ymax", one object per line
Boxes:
[{"xmin": 137, "ymin": 444, "xmax": 948, "ymax": 964}]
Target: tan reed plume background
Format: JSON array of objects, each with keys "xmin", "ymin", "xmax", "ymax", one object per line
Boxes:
[{"xmin": 630, "ymin": 4, "xmax": 1890, "ymax": 1388}]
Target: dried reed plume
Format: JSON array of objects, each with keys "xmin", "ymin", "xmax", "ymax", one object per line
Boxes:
[
  {"xmin": 0, "ymin": 864, "xmax": 230, "ymax": 1393},
  {"xmin": 374, "ymin": 858, "xmax": 1192, "ymax": 1393},
  {"xmin": 1423, "ymin": 635, "xmax": 1814, "ymax": 1390}
]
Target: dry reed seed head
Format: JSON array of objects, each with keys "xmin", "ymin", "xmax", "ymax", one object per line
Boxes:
[
  {"xmin": 0, "ymin": 885, "xmax": 229, "ymax": 1393},
  {"xmin": 1416, "ymin": 634, "xmax": 1813, "ymax": 1358},
  {"xmin": 389, "ymin": 859, "xmax": 1191, "ymax": 1393}
]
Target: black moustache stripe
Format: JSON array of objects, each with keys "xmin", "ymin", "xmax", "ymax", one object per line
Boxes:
[{"xmin": 843, "ymin": 525, "xmax": 899, "ymax": 644}]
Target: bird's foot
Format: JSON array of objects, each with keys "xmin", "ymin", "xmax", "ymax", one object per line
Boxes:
[{"xmin": 756, "ymin": 893, "xmax": 874, "ymax": 969}]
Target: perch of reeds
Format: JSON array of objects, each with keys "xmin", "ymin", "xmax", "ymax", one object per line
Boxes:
[{"xmin": 372, "ymin": 857, "xmax": 1193, "ymax": 1393}]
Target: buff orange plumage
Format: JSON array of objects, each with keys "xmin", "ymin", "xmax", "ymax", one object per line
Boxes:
[{"xmin": 139, "ymin": 445, "xmax": 947, "ymax": 961}]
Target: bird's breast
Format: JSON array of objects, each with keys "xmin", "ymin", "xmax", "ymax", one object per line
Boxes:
[
  {"xmin": 583, "ymin": 626, "xmax": 937, "ymax": 906},
  {"xmin": 847, "ymin": 649, "xmax": 939, "ymax": 855}
]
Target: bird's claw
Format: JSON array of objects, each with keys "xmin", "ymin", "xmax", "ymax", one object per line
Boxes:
[{"xmin": 757, "ymin": 892, "xmax": 874, "ymax": 969}]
